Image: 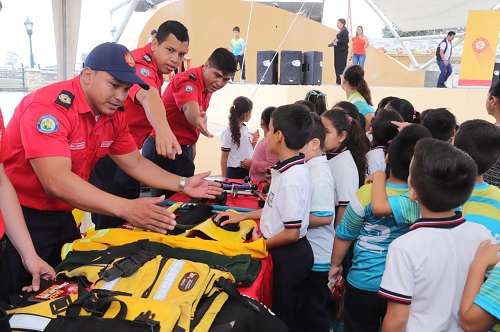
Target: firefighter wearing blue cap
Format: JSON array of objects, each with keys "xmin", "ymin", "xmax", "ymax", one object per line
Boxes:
[{"xmin": 1, "ymin": 42, "xmax": 223, "ymax": 298}]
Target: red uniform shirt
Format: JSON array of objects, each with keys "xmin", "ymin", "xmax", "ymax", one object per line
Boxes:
[
  {"xmin": 4, "ymin": 77, "xmax": 137, "ymax": 212},
  {"xmin": 0, "ymin": 108, "xmax": 12, "ymax": 238},
  {"xmin": 158, "ymin": 65, "xmax": 212, "ymax": 145},
  {"xmin": 124, "ymin": 43, "xmax": 164, "ymax": 149}
]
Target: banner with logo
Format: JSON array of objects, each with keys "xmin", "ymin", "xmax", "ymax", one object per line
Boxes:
[{"xmin": 458, "ymin": 10, "xmax": 500, "ymax": 87}]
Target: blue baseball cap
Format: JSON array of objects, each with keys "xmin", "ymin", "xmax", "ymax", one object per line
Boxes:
[{"xmin": 84, "ymin": 42, "xmax": 149, "ymax": 90}]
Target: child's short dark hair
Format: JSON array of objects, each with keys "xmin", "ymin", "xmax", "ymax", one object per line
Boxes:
[
  {"xmin": 233, "ymin": 26, "xmax": 240, "ymax": 32},
  {"xmin": 308, "ymin": 113, "xmax": 326, "ymax": 149},
  {"xmin": 421, "ymin": 108, "xmax": 456, "ymax": 141},
  {"xmin": 261, "ymin": 106, "xmax": 276, "ymax": 130},
  {"xmin": 410, "ymin": 138, "xmax": 477, "ymax": 212},
  {"xmin": 271, "ymin": 104, "xmax": 313, "ymax": 150},
  {"xmin": 453, "ymin": 119, "xmax": 500, "ymax": 175},
  {"xmin": 156, "ymin": 20, "xmax": 189, "ymax": 44},
  {"xmin": 207, "ymin": 48, "xmax": 238, "ymax": 76},
  {"xmin": 294, "ymin": 100, "xmax": 315, "ymax": 113},
  {"xmin": 371, "ymin": 108, "xmax": 403, "ymax": 149},
  {"xmin": 387, "ymin": 124, "xmax": 431, "ymax": 181}
]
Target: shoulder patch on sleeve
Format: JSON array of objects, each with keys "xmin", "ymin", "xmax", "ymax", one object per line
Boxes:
[
  {"xmin": 139, "ymin": 67, "xmax": 151, "ymax": 77},
  {"xmin": 143, "ymin": 53, "xmax": 152, "ymax": 64},
  {"xmin": 37, "ymin": 115, "xmax": 59, "ymax": 134},
  {"xmin": 184, "ymin": 84, "xmax": 195, "ymax": 92},
  {"xmin": 54, "ymin": 90, "xmax": 74, "ymax": 110},
  {"xmin": 189, "ymin": 73, "xmax": 197, "ymax": 82}
]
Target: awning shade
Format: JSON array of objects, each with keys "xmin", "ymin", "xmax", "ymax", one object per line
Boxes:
[{"xmin": 370, "ymin": 0, "xmax": 500, "ymax": 31}]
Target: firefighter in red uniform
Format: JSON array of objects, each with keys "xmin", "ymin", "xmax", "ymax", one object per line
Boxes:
[
  {"xmin": 89, "ymin": 21, "xmax": 189, "ymax": 229},
  {"xmin": 2, "ymin": 42, "xmax": 222, "ymax": 297},
  {"xmin": 143, "ymin": 48, "xmax": 237, "ymax": 198},
  {"xmin": 0, "ymin": 108, "xmax": 55, "ymax": 304}
]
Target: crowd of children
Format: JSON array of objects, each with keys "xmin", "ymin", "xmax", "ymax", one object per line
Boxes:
[{"xmin": 218, "ymin": 65, "xmax": 500, "ymax": 332}]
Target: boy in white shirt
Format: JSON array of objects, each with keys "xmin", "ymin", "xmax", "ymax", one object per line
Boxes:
[{"xmin": 378, "ymin": 139, "xmax": 492, "ymax": 331}]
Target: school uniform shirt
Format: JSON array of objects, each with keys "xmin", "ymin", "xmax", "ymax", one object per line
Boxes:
[
  {"xmin": 474, "ymin": 260, "xmax": 500, "ymax": 320},
  {"xmin": 260, "ymin": 154, "xmax": 311, "ymax": 239},
  {"xmin": 159, "ymin": 66, "xmax": 211, "ymax": 145},
  {"xmin": 124, "ymin": 43, "xmax": 164, "ymax": 149},
  {"xmin": 336, "ymin": 182, "xmax": 411, "ymax": 292},
  {"xmin": 4, "ymin": 77, "xmax": 137, "ymax": 212},
  {"xmin": 0, "ymin": 109, "xmax": 13, "ymax": 238},
  {"xmin": 366, "ymin": 147, "xmax": 386, "ymax": 175},
  {"xmin": 220, "ymin": 124, "xmax": 254, "ymax": 168},
  {"xmin": 305, "ymin": 155, "xmax": 335, "ymax": 271},
  {"xmin": 378, "ymin": 213, "xmax": 492, "ymax": 332},
  {"xmin": 461, "ymin": 182, "xmax": 500, "ymax": 244},
  {"xmin": 347, "ymin": 91, "xmax": 375, "ymax": 116},
  {"xmin": 327, "ymin": 149, "xmax": 358, "ymax": 208}
]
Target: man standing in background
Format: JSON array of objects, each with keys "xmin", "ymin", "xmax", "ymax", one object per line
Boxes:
[{"xmin": 436, "ymin": 31, "xmax": 456, "ymax": 88}]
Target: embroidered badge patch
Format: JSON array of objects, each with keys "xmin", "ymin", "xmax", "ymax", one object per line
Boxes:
[
  {"xmin": 184, "ymin": 84, "xmax": 194, "ymax": 92},
  {"xmin": 178, "ymin": 272, "xmax": 199, "ymax": 291},
  {"xmin": 139, "ymin": 67, "xmax": 151, "ymax": 77},
  {"xmin": 143, "ymin": 53, "xmax": 152, "ymax": 63},
  {"xmin": 54, "ymin": 90, "xmax": 74, "ymax": 110},
  {"xmin": 37, "ymin": 115, "xmax": 59, "ymax": 134},
  {"xmin": 125, "ymin": 52, "xmax": 135, "ymax": 67}
]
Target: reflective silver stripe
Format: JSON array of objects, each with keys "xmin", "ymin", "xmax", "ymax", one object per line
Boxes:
[
  {"xmin": 100, "ymin": 276, "xmax": 120, "ymax": 290},
  {"xmin": 10, "ymin": 314, "xmax": 51, "ymax": 331},
  {"xmin": 153, "ymin": 259, "xmax": 185, "ymax": 301}
]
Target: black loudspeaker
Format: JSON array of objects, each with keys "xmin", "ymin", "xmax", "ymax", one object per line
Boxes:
[
  {"xmin": 303, "ymin": 51, "xmax": 323, "ymax": 85},
  {"xmin": 279, "ymin": 50, "xmax": 302, "ymax": 85},
  {"xmin": 257, "ymin": 51, "xmax": 278, "ymax": 85},
  {"xmin": 492, "ymin": 62, "xmax": 500, "ymax": 87}
]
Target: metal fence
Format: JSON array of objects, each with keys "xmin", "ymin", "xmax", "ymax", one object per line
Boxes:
[{"xmin": 0, "ymin": 67, "xmax": 73, "ymax": 90}]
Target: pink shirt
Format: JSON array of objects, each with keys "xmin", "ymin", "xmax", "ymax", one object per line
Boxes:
[{"xmin": 249, "ymin": 137, "xmax": 279, "ymax": 181}]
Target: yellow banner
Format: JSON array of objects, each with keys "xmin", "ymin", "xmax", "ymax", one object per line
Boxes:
[{"xmin": 458, "ymin": 10, "xmax": 500, "ymax": 87}]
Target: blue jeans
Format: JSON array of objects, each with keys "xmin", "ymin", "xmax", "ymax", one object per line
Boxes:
[
  {"xmin": 352, "ymin": 53, "xmax": 366, "ymax": 68},
  {"xmin": 437, "ymin": 59, "xmax": 453, "ymax": 85},
  {"xmin": 231, "ymin": 54, "xmax": 246, "ymax": 80}
]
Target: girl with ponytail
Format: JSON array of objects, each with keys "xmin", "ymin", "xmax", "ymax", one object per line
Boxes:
[
  {"xmin": 220, "ymin": 96, "xmax": 256, "ymax": 179},
  {"xmin": 341, "ymin": 64, "xmax": 375, "ymax": 131},
  {"xmin": 321, "ymin": 109, "xmax": 370, "ymax": 227}
]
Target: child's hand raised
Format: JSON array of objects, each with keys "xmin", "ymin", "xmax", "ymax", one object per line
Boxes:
[{"xmin": 473, "ymin": 240, "xmax": 500, "ymax": 269}]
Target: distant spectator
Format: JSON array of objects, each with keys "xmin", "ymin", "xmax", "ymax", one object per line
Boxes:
[
  {"xmin": 148, "ymin": 29, "xmax": 157, "ymax": 43},
  {"xmin": 349, "ymin": 26, "xmax": 369, "ymax": 68},
  {"xmin": 305, "ymin": 90, "xmax": 328, "ymax": 116}
]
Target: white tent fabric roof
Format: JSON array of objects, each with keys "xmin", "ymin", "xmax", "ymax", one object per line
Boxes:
[{"xmin": 370, "ymin": 0, "xmax": 500, "ymax": 31}]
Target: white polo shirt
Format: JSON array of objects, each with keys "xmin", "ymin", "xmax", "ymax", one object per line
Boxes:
[
  {"xmin": 221, "ymin": 124, "xmax": 254, "ymax": 168},
  {"xmin": 260, "ymin": 154, "xmax": 311, "ymax": 239},
  {"xmin": 379, "ymin": 214, "xmax": 492, "ymax": 331},
  {"xmin": 327, "ymin": 149, "xmax": 359, "ymax": 207},
  {"xmin": 306, "ymin": 155, "xmax": 336, "ymax": 268}
]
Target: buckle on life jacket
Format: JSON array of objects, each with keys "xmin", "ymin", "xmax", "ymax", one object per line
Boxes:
[{"xmin": 98, "ymin": 250, "xmax": 155, "ymax": 281}]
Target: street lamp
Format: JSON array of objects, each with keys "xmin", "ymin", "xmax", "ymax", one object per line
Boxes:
[
  {"xmin": 24, "ymin": 17, "xmax": 35, "ymax": 68},
  {"xmin": 111, "ymin": 26, "xmax": 117, "ymax": 38}
]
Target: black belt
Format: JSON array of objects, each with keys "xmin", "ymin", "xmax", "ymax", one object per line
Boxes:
[{"xmin": 0, "ymin": 237, "xmax": 6, "ymax": 253}]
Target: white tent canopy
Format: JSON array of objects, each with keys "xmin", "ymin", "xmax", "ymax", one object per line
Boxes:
[{"xmin": 370, "ymin": 0, "xmax": 500, "ymax": 31}]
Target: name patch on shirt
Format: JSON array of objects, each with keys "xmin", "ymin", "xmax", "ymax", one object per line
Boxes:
[
  {"xmin": 139, "ymin": 67, "xmax": 151, "ymax": 77},
  {"xmin": 267, "ymin": 192, "xmax": 275, "ymax": 207},
  {"xmin": 37, "ymin": 115, "xmax": 59, "ymax": 134},
  {"xmin": 69, "ymin": 142, "xmax": 85, "ymax": 150},
  {"xmin": 100, "ymin": 141, "xmax": 113, "ymax": 148},
  {"xmin": 184, "ymin": 84, "xmax": 194, "ymax": 92}
]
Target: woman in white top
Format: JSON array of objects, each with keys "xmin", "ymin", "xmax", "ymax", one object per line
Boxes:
[{"xmin": 220, "ymin": 96, "xmax": 257, "ymax": 179}]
